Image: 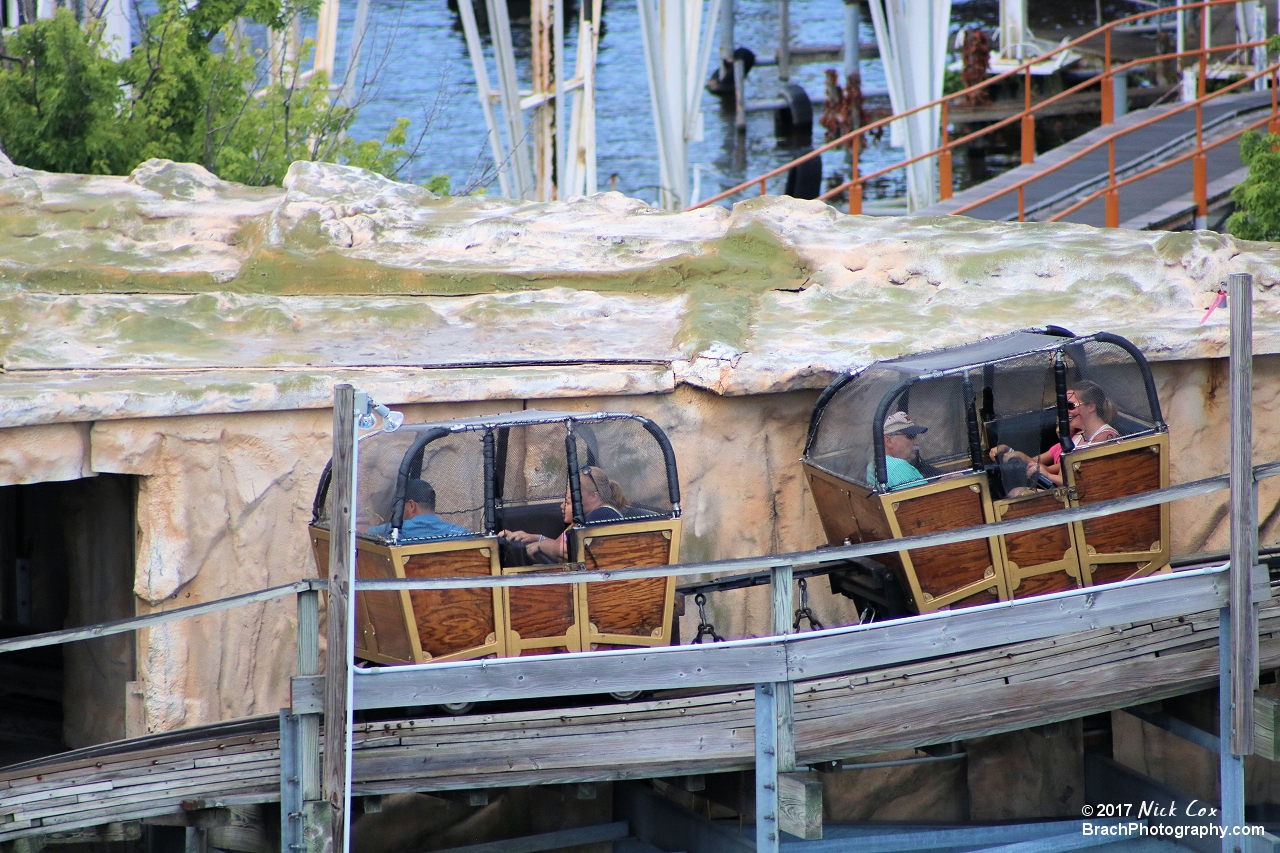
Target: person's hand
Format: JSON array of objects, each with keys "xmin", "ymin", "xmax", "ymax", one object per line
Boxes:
[
  {"xmin": 501, "ymin": 529, "xmax": 539, "ymax": 544},
  {"xmin": 989, "ymin": 444, "xmax": 1010, "ymax": 461},
  {"xmin": 1026, "ymin": 461, "xmax": 1040, "ymax": 479}
]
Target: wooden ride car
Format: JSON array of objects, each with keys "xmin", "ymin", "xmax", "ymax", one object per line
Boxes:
[
  {"xmin": 310, "ymin": 410, "xmax": 682, "ymax": 664},
  {"xmin": 802, "ymin": 328, "xmax": 1170, "ymax": 614}
]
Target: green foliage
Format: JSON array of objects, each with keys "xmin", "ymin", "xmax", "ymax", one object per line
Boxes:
[
  {"xmin": 1227, "ymin": 130, "xmax": 1280, "ymax": 242},
  {"xmin": 0, "ymin": 2, "xmax": 438, "ymax": 189},
  {"xmin": 0, "ymin": 11, "xmax": 134, "ymax": 174},
  {"xmin": 943, "ymin": 68, "xmax": 965, "ymax": 97}
]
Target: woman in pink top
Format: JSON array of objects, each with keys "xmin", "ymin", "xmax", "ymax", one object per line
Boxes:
[{"xmin": 990, "ymin": 380, "xmax": 1120, "ymax": 487}]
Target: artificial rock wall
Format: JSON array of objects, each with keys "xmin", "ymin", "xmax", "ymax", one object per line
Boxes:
[{"xmin": 4, "ymin": 156, "xmax": 1280, "ymax": 739}]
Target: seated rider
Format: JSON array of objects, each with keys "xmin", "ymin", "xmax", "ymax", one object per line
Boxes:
[
  {"xmin": 989, "ymin": 380, "xmax": 1121, "ymax": 487},
  {"xmin": 866, "ymin": 411, "xmax": 929, "ymax": 490},
  {"xmin": 501, "ymin": 466, "xmax": 626, "ymax": 562},
  {"xmin": 367, "ymin": 479, "xmax": 470, "ymax": 540}
]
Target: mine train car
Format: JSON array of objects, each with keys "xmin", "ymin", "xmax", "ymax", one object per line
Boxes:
[
  {"xmin": 803, "ymin": 328, "xmax": 1170, "ymax": 615},
  {"xmin": 310, "ymin": 411, "xmax": 682, "ymax": 664}
]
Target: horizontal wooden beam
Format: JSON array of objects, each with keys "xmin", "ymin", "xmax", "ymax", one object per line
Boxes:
[
  {"xmin": 291, "ymin": 566, "xmax": 1228, "ymax": 712},
  {"xmin": 357, "ymin": 473, "xmax": 1234, "ymax": 593},
  {"xmin": 429, "ymin": 821, "xmax": 629, "ymax": 853}
]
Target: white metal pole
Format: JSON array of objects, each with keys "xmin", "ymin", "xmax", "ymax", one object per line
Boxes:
[
  {"xmin": 844, "ymin": 0, "xmax": 861, "ymax": 82},
  {"xmin": 457, "ymin": 0, "xmax": 515, "ymax": 197},
  {"xmin": 314, "ymin": 0, "xmax": 341, "ymax": 87},
  {"xmin": 339, "ymin": 0, "xmax": 371, "ymax": 107},
  {"xmin": 553, "ymin": 0, "xmax": 567, "ymax": 198},
  {"xmin": 778, "ymin": 0, "xmax": 791, "ymax": 80},
  {"xmin": 1254, "ymin": 0, "xmax": 1267, "ymax": 90},
  {"xmin": 720, "ymin": 0, "xmax": 735, "ymax": 65},
  {"xmin": 486, "ymin": 0, "xmax": 535, "ymax": 197}
]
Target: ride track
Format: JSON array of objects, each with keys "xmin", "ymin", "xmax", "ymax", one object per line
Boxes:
[
  {"xmin": 691, "ymin": 0, "xmax": 1280, "ymax": 227},
  {"xmin": 0, "ymin": 465, "xmax": 1276, "ymax": 841}
]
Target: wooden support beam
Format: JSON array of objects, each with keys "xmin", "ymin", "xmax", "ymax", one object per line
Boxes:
[
  {"xmin": 430, "ymin": 822, "xmax": 629, "ymax": 853},
  {"xmin": 1223, "ymin": 271, "xmax": 1256, "ymax": 848},
  {"xmin": 777, "ymin": 772, "xmax": 822, "ymax": 840},
  {"xmin": 1256, "ymin": 694, "xmax": 1280, "ymax": 760},
  {"xmin": 296, "ymin": 588, "xmax": 322, "ymax": 802},
  {"xmin": 324, "ymin": 384, "xmax": 358, "ymax": 853},
  {"xmin": 616, "ymin": 782, "xmax": 752, "ymax": 853},
  {"xmin": 771, "ymin": 565, "xmax": 796, "ymax": 774},
  {"xmin": 755, "ymin": 682, "xmax": 779, "ymax": 853}
]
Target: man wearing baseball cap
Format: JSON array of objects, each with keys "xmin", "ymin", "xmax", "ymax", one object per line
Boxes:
[{"xmin": 866, "ymin": 411, "xmax": 928, "ymax": 489}]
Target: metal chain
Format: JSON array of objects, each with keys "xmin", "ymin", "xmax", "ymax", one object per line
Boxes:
[
  {"xmin": 793, "ymin": 578, "xmax": 824, "ymax": 631},
  {"xmin": 691, "ymin": 592, "xmax": 725, "ymax": 643}
]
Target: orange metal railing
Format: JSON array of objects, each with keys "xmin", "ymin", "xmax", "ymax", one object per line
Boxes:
[{"xmin": 689, "ymin": 0, "xmax": 1279, "ymax": 224}]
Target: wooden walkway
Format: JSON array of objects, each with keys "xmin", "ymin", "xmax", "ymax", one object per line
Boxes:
[
  {"xmin": 921, "ymin": 90, "xmax": 1274, "ymax": 228},
  {"xmin": 2, "ymin": 569, "xmax": 1275, "ymax": 841}
]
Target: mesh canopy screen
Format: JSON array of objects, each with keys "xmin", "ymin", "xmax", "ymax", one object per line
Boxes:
[
  {"xmin": 498, "ymin": 422, "xmax": 572, "ymax": 510},
  {"xmin": 403, "ymin": 432, "xmax": 487, "ymax": 537},
  {"xmin": 807, "ymin": 366, "xmax": 905, "ymax": 485},
  {"xmin": 315, "ymin": 428, "xmax": 421, "ymax": 531},
  {"xmin": 1068, "ymin": 340, "xmax": 1158, "ymax": 432},
  {"xmin": 572, "ymin": 419, "xmax": 674, "ymax": 520},
  {"xmin": 315, "ymin": 427, "xmax": 485, "ymax": 543}
]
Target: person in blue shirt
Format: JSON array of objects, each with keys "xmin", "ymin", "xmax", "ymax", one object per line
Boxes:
[
  {"xmin": 367, "ymin": 479, "xmax": 470, "ymax": 541},
  {"xmin": 866, "ymin": 411, "xmax": 929, "ymax": 490}
]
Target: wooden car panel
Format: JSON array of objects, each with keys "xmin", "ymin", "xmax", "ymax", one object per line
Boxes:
[
  {"xmin": 577, "ymin": 520, "xmax": 680, "ymax": 648},
  {"xmin": 1066, "ymin": 434, "xmax": 1170, "ymax": 585},
  {"xmin": 994, "ymin": 490, "xmax": 1081, "ymax": 600},
  {"xmin": 503, "ymin": 565, "xmax": 583, "ymax": 655},
  {"xmin": 882, "ymin": 475, "xmax": 1005, "ymax": 612},
  {"xmin": 401, "ymin": 543, "xmax": 504, "ymax": 662}
]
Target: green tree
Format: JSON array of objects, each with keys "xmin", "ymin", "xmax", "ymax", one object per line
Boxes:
[
  {"xmin": 0, "ymin": 11, "xmax": 134, "ymax": 174},
  {"xmin": 1226, "ymin": 129, "xmax": 1280, "ymax": 242},
  {"xmin": 0, "ymin": 2, "xmax": 421, "ymax": 187}
]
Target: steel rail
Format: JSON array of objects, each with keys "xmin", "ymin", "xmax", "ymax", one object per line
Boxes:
[
  {"xmin": 1047, "ymin": 104, "xmax": 1274, "ymax": 221},
  {"xmin": 954, "ymin": 56, "xmax": 1278, "ymax": 219},
  {"xmin": 688, "ymin": 0, "xmax": 1259, "ymax": 211}
]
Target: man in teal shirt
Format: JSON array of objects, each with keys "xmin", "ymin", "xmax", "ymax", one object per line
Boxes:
[{"xmin": 867, "ymin": 411, "xmax": 928, "ymax": 489}]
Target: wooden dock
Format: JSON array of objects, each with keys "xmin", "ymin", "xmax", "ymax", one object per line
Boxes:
[{"xmin": 2, "ymin": 567, "xmax": 1274, "ymax": 842}]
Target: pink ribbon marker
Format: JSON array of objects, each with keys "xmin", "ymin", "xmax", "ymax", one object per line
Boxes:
[{"xmin": 1200, "ymin": 290, "xmax": 1227, "ymax": 325}]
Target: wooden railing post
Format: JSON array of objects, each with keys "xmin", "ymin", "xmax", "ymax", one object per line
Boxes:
[
  {"xmin": 1220, "ymin": 271, "xmax": 1258, "ymax": 849},
  {"xmin": 1101, "ymin": 29, "xmax": 1114, "ymax": 124},
  {"xmin": 296, "ymin": 588, "xmax": 321, "ymax": 801},
  {"xmin": 771, "ymin": 565, "xmax": 795, "ymax": 774},
  {"xmin": 940, "ymin": 101, "xmax": 953, "ymax": 200},
  {"xmin": 1105, "ymin": 138, "xmax": 1120, "ymax": 227},
  {"xmin": 280, "ymin": 711, "xmax": 303, "ymax": 853},
  {"xmin": 324, "ymin": 384, "xmax": 359, "ymax": 853}
]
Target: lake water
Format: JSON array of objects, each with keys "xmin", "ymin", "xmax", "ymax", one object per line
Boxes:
[{"xmin": 322, "ymin": 0, "xmax": 1128, "ymax": 206}]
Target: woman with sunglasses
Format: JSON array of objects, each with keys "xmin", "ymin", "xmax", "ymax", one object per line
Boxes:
[
  {"xmin": 501, "ymin": 466, "xmax": 627, "ymax": 562},
  {"xmin": 990, "ymin": 380, "xmax": 1119, "ymax": 487}
]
